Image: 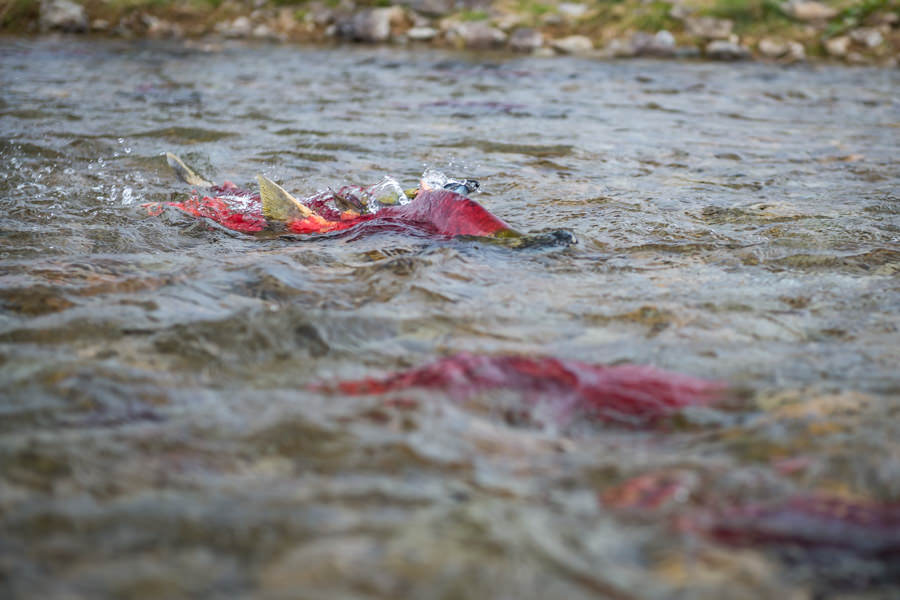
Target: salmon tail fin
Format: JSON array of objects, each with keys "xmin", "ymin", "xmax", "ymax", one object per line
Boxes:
[
  {"xmin": 165, "ymin": 152, "xmax": 213, "ymax": 188},
  {"xmin": 257, "ymin": 175, "xmax": 314, "ymax": 221}
]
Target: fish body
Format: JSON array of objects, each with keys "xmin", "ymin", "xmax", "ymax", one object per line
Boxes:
[{"xmin": 149, "ymin": 154, "xmax": 574, "ymax": 246}]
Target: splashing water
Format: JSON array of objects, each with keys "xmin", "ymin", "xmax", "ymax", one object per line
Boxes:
[
  {"xmin": 362, "ymin": 176, "xmax": 410, "ymax": 210},
  {"xmin": 304, "ymin": 170, "xmax": 473, "ymax": 216},
  {"xmin": 419, "ymin": 167, "xmax": 479, "ymax": 195}
]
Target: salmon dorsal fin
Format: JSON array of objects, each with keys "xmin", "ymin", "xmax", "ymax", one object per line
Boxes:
[
  {"xmin": 165, "ymin": 152, "xmax": 213, "ymax": 188},
  {"xmin": 257, "ymin": 175, "xmax": 313, "ymax": 222}
]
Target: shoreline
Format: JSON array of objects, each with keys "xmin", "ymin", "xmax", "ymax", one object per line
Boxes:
[{"xmin": 6, "ymin": 0, "xmax": 900, "ymax": 65}]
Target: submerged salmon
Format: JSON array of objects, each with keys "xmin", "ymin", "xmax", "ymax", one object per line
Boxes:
[
  {"xmin": 316, "ymin": 352, "xmax": 726, "ymax": 427},
  {"xmin": 146, "ymin": 153, "xmax": 575, "ymax": 246}
]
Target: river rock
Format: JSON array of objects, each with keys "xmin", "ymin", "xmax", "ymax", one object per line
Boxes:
[
  {"xmin": 824, "ymin": 35, "xmax": 850, "ymax": 57},
  {"xmin": 217, "ymin": 16, "xmax": 253, "ymax": 38},
  {"xmin": 788, "ymin": 1, "xmax": 837, "ymax": 21},
  {"xmin": 252, "ymin": 23, "xmax": 283, "ymax": 41},
  {"xmin": 406, "ymin": 26, "xmax": 438, "ymax": 41},
  {"xmin": 508, "ymin": 28, "xmax": 544, "ymax": 52},
  {"xmin": 760, "ymin": 39, "xmax": 804, "ymax": 61},
  {"xmin": 557, "ymin": 3, "xmax": 589, "ymax": 21},
  {"xmin": 757, "ymin": 38, "xmax": 786, "ymax": 58},
  {"xmin": 338, "ymin": 7, "xmax": 406, "ymax": 43},
  {"xmin": 849, "ymin": 27, "xmax": 884, "ymax": 48},
  {"xmin": 39, "ymin": 0, "xmax": 88, "ymax": 33},
  {"xmin": 450, "ymin": 22, "xmax": 507, "ymax": 49},
  {"xmin": 494, "ymin": 13, "xmax": 525, "ymax": 32},
  {"xmin": 634, "ymin": 30, "xmax": 677, "ymax": 57},
  {"xmin": 395, "ymin": 0, "xmax": 454, "ymax": 18},
  {"xmin": 684, "ymin": 16, "xmax": 732, "ymax": 40},
  {"xmin": 706, "ymin": 40, "xmax": 750, "ymax": 60},
  {"xmin": 784, "ymin": 41, "xmax": 806, "ymax": 62},
  {"xmin": 603, "ymin": 37, "xmax": 635, "ymax": 58},
  {"xmin": 551, "ymin": 35, "xmax": 593, "ymax": 55},
  {"xmin": 139, "ymin": 14, "xmax": 182, "ymax": 38},
  {"xmin": 304, "ymin": 5, "xmax": 335, "ymax": 27}
]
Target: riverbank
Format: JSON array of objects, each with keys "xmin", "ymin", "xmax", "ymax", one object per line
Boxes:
[{"xmin": 4, "ymin": 0, "xmax": 899, "ymax": 64}]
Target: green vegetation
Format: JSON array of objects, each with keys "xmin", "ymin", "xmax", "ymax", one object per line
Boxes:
[
  {"xmin": 516, "ymin": 0, "xmax": 554, "ymax": 17},
  {"xmin": 825, "ymin": 0, "xmax": 895, "ymax": 37},
  {"xmin": 0, "ymin": 0, "xmax": 38, "ymax": 28},
  {"xmin": 707, "ymin": 0, "xmax": 787, "ymax": 23},
  {"xmin": 457, "ymin": 9, "xmax": 490, "ymax": 21},
  {"xmin": 630, "ymin": 1, "xmax": 678, "ymax": 31},
  {"xmin": 703, "ymin": 0, "xmax": 795, "ymax": 37}
]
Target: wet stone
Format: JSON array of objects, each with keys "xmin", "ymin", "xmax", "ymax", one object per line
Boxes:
[
  {"xmin": 850, "ymin": 28, "xmax": 885, "ymax": 49},
  {"xmin": 337, "ymin": 7, "xmax": 405, "ymax": 43},
  {"xmin": 216, "ymin": 16, "xmax": 253, "ymax": 38},
  {"xmin": 788, "ymin": 1, "xmax": 838, "ymax": 21},
  {"xmin": 557, "ymin": 3, "xmax": 589, "ymax": 21},
  {"xmin": 406, "ymin": 26, "xmax": 439, "ymax": 41},
  {"xmin": 631, "ymin": 30, "xmax": 677, "ymax": 58},
  {"xmin": 684, "ymin": 16, "xmax": 733, "ymax": 40},
  {"xmin": 551, "ymin": 35, "xmax": 593, "ymax": 55},
  {"xmin": 449, "ymin": 22, "xmax": 507, "ymax": 50},
  {"xmin": 758, "ymin": 38, "xmax": 787, "ymax": 58},
  {"xmin": 39, "ymin": 0, "xmax": 88, "ymax": 33},
  {"xmin": 395, "ymin": 0, "xmax": 454, "ymax": 18},
  {"xmin": 508, "ymin": 28, "xmax": 544, "ymax": 53},
  {"xmin": 706, "ymin": 40, "xmax": 751, "ymax": 61},
  {"xmin": 304, "ymin": 6, "xmax": 336, "ymax": 27},
  {"xmin": 825, "ymin": 35, "xmax": 851, "ymax": 57},
  {"xmin": 758, "ymin": 39, "xmax": 805, "ymax": 62},
  {"xmin": 603, "ymin": 37, "xmax": 636, "ymax": 58}
]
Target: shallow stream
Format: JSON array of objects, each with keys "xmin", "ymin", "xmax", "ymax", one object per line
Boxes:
[{"xmin": 2, "ymin": 38, "xmax": 899, "ymax": 599}]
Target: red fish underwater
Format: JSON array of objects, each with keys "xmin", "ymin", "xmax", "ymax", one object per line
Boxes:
[
  {"xmin": 317, "ymin": 352, "xmax": 726, "ymax": 427},
  {"xmin": 147, "ymin": 153, "xmax": 575, "ymax": 247},
  {"xmin": 601, "ymin": 470, "xmax": 900, "ymax": 584}
]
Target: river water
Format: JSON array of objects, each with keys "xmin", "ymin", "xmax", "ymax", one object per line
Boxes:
[{"xmin": 2, "ymin": 38, "xmax": 899, "ymax": 599}]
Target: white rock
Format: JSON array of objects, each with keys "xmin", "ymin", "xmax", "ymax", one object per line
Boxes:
[
  {"xmin": 757, "ymin": 38, "xmax": 787, "ymax": 58},
  {"xmin": 551, "ymin": 35, "xmax": 593, "ymax": 54},
  {"xmin": 706, "ymin": 40, "xmax": 750, "ymax": 60},
  {"xmin": 653, "ymin": 30, "xmax": 676, "ymax": 50},
  {"xmin": 629, "ymin": 30, "xmax": 677, "ymax": 57},
  {"xmin": 508, "ymin": 28, "xmax": 544, "ymax": 52},
  {"xmin": 39, "ymin": 0, "xmax": 87, "ymax": 32},
  {"xmin": 824, "ymin": 35, "xmax": 850, "ymax": 57},
  {"xmin": 406, "ymin": 26, "xmax": 438, "ymax": 41},
  {"xmin": 849, "ymin": 27, "xmax": 884, "ymax": 48},
  {"xmin": 252, "ymin": 24, "xmax": 277, "ymax": 39},
  {"xmin": 221, "ymin": 16, "xmax": 253, "ymax": 38},
  {"xmin": 784, "ymin": 41, "xmax": 806, "ymax": 62},
  {"xmin": 337, "ymin": 7, "xmax": 405, "ymax": 43},
  {"xmin": 784, "ymin": 42, "xmax": 806, "ymax": 62},
  {"xmin": 685, "ymin": 16, "xmax": 732, "ymax": 40},
  {"xmin": 789, "ymin": 1, "xmax": 837, "ymax": 21},
  {"xmin": 450, "ymin": 21, "xmax": 507, "ymax": 49},
  {"xmin": 558, "ymin": 3, "xmax": 589, "ymax": 20}
]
